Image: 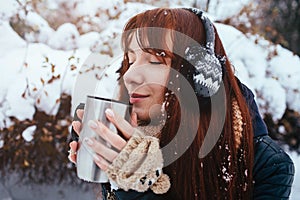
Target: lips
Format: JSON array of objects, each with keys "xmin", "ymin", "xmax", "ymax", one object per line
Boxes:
[
  {"xmin": 131, "ymin": 93, "xmax": 149, "ymax": 98},
  {"xmin": 130, "ymin": 93, "xmax": 149, "ymax": 103}
]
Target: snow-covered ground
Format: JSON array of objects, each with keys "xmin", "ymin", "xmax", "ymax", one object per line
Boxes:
[{"xmin": 0, "ymin": 0, "xmax": 299, "ymax": 199}]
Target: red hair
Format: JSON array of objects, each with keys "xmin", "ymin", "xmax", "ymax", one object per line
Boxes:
[{"xmin": 118, "ymin": 8, "xmax": 253, "ymax": 200}]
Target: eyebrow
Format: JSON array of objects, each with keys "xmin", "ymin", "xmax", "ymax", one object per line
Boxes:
[{"xmin": 127, "ymin": 48, "xmax": 135, "ymax": 54}]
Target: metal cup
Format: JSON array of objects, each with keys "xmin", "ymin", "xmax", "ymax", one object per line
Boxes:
[{"xmin": 76, "ymin": 95, "xmax": 130, "ymax": 183}]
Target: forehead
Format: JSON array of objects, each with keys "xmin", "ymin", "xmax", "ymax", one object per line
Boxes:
[
  {"xmin": 127, "ymin": 33, "xmax": 140, "ymax": 51},
  {"xmin": 126, "ymin": 28, "xmax": 174, "ymax": 53}
]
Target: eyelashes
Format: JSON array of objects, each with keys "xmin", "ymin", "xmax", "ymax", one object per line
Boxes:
[
  {"xmin": 149, "ymin": 61, "xmax": 163, "ymax": 65},
  {"xmin": 128, "ymin": 61, "xmax": 163, "ymax": 66}
]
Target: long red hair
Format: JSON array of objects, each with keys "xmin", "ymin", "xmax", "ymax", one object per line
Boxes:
[{"xmin": 117, "ymin": 8, "xmax": 253, "ymax": 200}]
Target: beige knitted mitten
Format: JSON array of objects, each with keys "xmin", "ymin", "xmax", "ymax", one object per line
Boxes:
[{"xmin": 105, "ymin": 131, "xmax": 170, "ymax": 194}]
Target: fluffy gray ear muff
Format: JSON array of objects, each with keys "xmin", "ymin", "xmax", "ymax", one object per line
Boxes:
[
  {"xmin": 185, "ymin": 45, "xmax": 223, "ymax": 97},
  {"xmin": 184, "ymin": 8, "xmax": 223, "ymax": 97}
]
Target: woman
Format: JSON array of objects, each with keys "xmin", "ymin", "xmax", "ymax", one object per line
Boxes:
[{"xmin": 69, "ymin": 8, "xmax": 294, "ymax": 199}]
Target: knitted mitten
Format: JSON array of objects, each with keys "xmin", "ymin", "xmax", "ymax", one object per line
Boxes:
[{"xmin": 105, "ymin": 130, "xmax": 170, "ymax": 194}]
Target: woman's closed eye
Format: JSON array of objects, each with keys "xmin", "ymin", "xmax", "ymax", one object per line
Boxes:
[
  {"xmin": 128, "ymin": 61, "xmax": 163, "ymax": 66},
  {"xmin": 149, "ymin": 61, "xmax": 163, "ymax": 65}
]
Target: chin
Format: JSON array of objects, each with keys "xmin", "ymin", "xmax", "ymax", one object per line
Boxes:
[{"xmin": 133, "ymin": 107, "xmax": 150, "ymax": 122}]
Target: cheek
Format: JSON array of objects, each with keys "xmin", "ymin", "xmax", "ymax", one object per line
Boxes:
[
  {"xmin": 151, "ymin": 68, "xmax": 170, "ymax": 87},
  {"xmin": 152, "ymin": 85, "xmax": 167, "ymax": 103},
  {"xmin": 123, "ymin": 71, "xmax": 130, "ymax": 87}
]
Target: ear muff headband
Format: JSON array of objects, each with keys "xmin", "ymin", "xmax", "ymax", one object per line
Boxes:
[{"xmin": 183, "ymin": 8, "xmax": 223, "ymax": 97}]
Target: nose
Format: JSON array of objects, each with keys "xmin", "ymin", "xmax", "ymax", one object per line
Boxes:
[{"xmin": 123, "ymin": 61, "xmax": 145, "ymax": 91}]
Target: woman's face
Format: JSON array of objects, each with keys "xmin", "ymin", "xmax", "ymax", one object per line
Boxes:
[{"xmin": 123, "ymin": 36, "xmax": 172, "ymax": 122}]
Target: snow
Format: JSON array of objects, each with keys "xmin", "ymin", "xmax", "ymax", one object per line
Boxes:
[
  {"xmin": 22, "ymin": 125, "xmax": 37, "ymax": 142},
  {"xmin": 203, "ymin": 0, "xmax": 251, "ymax": 20},
  {"xmin": 0, "ymin": 23, "xmax": 91, "ymax": 121},
  {"xmin": 48, "ymin": 23, "xmax": 79, "ymax": 50},
  {"xmin": 267, "ymin": 46, "xmax": 300, "ymax": 113},
  {"xmin": 5, "ymin": 73, "xmax": 36, "ymax": 121},
  {"xmin": 215, "ymin": 23, "xmax": 300, "ymax": 121},
  {"xmin": 215, "ymin": 24, "xmax": 269, "ymax": 89},
  {"xmin": 23, "ymin": 11, "xmax": 55, "ymax": 43},
  {"xmin": 0, "ymin": 0, "xmax": 299, "ymax": 198},
  {"xmin": 77, "ymin": 31, "xmax": 100, "ymax": 48},
  {"xmin": 257, "ymin": 78, "xmax": 286, "ymax": 121},
  {"xmin": 0, "ymin": 0, "xmax": 19, "ymax": 21}
]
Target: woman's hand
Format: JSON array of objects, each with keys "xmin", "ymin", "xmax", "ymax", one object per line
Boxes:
[
  {"xmin": 68, "ymin": 108, "xmax": 138, "ymax": 168},
  {"xmin": 70, "ymin": 108, "xmax": 170, "ymax": 194},
  {"xmin": 85, "ymin": 108, "xmax": 137, "ymax": 170},
  {"xmin": 68, "ymin": 109, "xmax": 84, "ymax": 164}
]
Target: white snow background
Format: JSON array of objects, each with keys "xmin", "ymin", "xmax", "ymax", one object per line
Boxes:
[{"xmin": 0, "ymin": 0, "xmax": 299, "ymax": 199}]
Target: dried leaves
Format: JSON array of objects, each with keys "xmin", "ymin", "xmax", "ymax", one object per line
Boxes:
[{"xmin": 0, "ymin": 94, "xmax": 77, "ymax": 184}]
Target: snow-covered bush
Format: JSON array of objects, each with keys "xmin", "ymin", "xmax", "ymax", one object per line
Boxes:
[{"xmin": 0, "ymin": 0, "xmax": 300, "ymax": 185}]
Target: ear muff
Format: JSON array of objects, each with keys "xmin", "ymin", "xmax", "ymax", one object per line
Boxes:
[{"xmin": 183, "ymin": 8, "xmax": 224, "ymax": 98}]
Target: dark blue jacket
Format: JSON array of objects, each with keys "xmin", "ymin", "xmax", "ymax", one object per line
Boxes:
[
  {"xmin": 239, "ymin": 81, "xmax": 295, "ymax": 199},
  {"xmin": 72, "ymin": 82, "xmax": 295, "ymax": 200}
]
